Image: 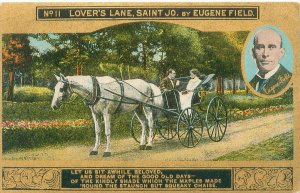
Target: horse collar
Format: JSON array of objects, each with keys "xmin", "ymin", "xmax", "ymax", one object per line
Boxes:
[
  {"xmin": 113, "ymin": 80, "xmax": 125, "ymax": 114},
  {"xmin": 85, "ymin": 76, "xmax": 101, "ymax": 106}
]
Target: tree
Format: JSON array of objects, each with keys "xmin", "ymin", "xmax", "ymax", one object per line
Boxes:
[
  {"xmin": 158, "ymin": 23, "xmax": 204, "ymax": 77},
  {"xmin": 223, "ymin": 32, "xmax": 248, "ymax": 94},
  {"xmin": 2, "ymin": 34, "xmax": 32, "ymax": 100},
  {"xmin": 33, "ymin": 33, "xmax": 96, "ymax": 76},
  {"xmin": 199, "ymin": 31, "xmax": 248, "ymax": 95}
]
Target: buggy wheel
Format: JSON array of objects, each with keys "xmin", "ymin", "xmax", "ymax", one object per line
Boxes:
[
  {"xmin": 130, "ymin": 112, "xmax": 156, "ymax": 143},
  {"xmin": 177, "ymin": 108, "xmax": 203, "ymax": 148},
  {"xmin": 206, "ymin": 96, "xmax": 228, "ymax": 142},
  {"xmin": 158, "ymin": 114, "xmax": 177, "ymax": 140}
]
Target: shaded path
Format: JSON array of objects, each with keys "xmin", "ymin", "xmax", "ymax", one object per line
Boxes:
[{"xmin": 3, "ymin": 111, "xmax": 293, "ymax": 161}]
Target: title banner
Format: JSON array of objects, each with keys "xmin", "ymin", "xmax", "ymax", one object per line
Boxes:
[
  {"xmin": 3, "ymin": 167, "xmax": 293, "ymax": 191},
  {"xmin": 36, "ymin": 7, "xmax": 259, "ymax": 20}
]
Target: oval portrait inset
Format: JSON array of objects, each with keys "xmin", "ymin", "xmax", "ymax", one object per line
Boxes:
[{"xmin": 243, "ymin": 25, "xmax": 293, "ymax": 97}]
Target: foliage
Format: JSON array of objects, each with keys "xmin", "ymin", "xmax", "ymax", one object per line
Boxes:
[
  {"xmin": 3, "ymin": 100, "xmax": 91, "ymax": 121},
  {"xmin": 2, "ymin": 34, "xmax": 32, "ymax": 100},
  {"xmin": 2, "ymin": 34, "xmax": 32, "ymax": 71},
  {"xmin": 2, "ymin": 125, "xmax": 94, "ymax": 151},
  {"xmin": 25, "ymin": 22, "xmax": 249, "ymax": 85},
  {"xmin": 98, "ymin": 62, "xmax": 159, "ymax": 81},
  {"xmin": 2, "ymin": 114, "xmax": 132, "ymax": 151},
  {"xmin": 4, "ymin": 86, "xmax": 53, "ymax": 102},
  {"xmin": 224, "ymin": 93, "xmax": 293, "ymax": 110},
  {"xmin": 229, "ymin": 105, "xmax": 291, "ymax": 120},
  {"xmin": 199, "ymin": 31, "xmax": 249, "ymax": 79},
  {"xmin": 214, "ymin": 130, "xmax": 293, "ymax": 160}
]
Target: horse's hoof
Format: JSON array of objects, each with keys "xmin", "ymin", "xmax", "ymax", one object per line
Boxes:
[
  {"xmin": 90, "ymin": 151, "xmax": 98, "ymax": 155},
  {"xmin": 145, "ymin": 146, "xmax": 152, "ymax": 150},
  {"xmin": 103, "ymin": 152, "xmax": 111, "ymax": 157},
  {"xmin": 139, "ymin": 145, "xmax": 146, "ymax": 150}
]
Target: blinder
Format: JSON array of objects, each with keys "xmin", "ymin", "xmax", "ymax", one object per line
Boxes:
[{"xmin": 59, "ymin": 80, "xmax": 70, "ymax": 100}]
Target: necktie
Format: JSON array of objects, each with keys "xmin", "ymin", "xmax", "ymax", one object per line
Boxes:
[
  {"xmin": 170, "ymin": 80, "xmax": 174, "ymax": 88},
  {"xmin": 257, "ymin": 78, "xmax": 267, "ymax": 92}
]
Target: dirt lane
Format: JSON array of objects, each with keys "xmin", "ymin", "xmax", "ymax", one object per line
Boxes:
[{"xmin": 3, "ymin": 111, "xmax": 293, "ymax": 161}]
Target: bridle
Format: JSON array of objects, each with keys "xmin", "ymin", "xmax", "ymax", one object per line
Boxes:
[
  {"xmin": 57, "ymin": 76, "xmax": 101, "ymax": 106},
  {"xmin": 56, "ymin": 79, "xmax": 77, "ymax": 104}
]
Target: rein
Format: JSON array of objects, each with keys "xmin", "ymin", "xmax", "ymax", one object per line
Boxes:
[
  {"xmin": 60, "ymin": 94, "xmax": 79, "ymax": 105},
  {"xmin": 60, "ymin": 76, "xmax": 167, "ymax": 108}
]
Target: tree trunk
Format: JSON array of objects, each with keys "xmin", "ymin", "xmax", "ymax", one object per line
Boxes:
[
  {"xmin": 76, "ymin": 64, "xmax": 80, "ymax": 75},
  {"xmin": 221, "ymin": 76, "xmax": 224, "ymax": 95},
  {"xmin": 233, "ymin": 76, "xmax": 236, "ymax": 94},
  {"xmin": 216, "ymin": 76, "xmax": 222, "ymax": 95},
  {"xmin": 216, "ymin": 77, "xmax": 219, "ymax": 94},
  {"xmin": 142, "ymin": 43, "xmax": 147, "ymax": 69},
  {"xmin": 246, "ymin": 86, "xmax": 249, "ymax": 95},
  {"xmin": 119, "ymin": 64, "xmax": 123, "ymax": 80},
  {"xmin": 7, "ymin": 70, "xmax": 15, "ymax": 101},
  {"xmin": 127, "ymin": 65, "xmax": 131, "ymax": 79}
]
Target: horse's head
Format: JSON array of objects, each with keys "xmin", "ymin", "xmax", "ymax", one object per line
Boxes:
[{"xmin": 51, "ymin": 73, "xmax": 72, "ymax": 110}]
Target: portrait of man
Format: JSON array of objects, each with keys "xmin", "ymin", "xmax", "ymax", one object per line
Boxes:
[{"xmin": 249, "ymin": 27, "xmax": 292, "ymax": 95}]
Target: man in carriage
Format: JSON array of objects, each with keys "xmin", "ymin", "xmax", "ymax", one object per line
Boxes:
[
  {"xmin": 159, "ymin": 68, "xmax": 179, "ymax": 91},
  {"xmin": 159, "ymin": 68, "xmax": 181, "ymax": 110}
]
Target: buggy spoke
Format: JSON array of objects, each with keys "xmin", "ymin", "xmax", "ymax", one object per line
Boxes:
[
  {"xmin": 190, "ymin": 131, "xmax": 195, "ymax": 147},
  {"xmin": 191, "ymin": 131, "xmax": 200, "ymax": 144},
  {"xmin": 183, "ymin": 131, "xmax": 189, "ymax": 145},
  {"xmin": 179, "ymin": 129, "xmax": 188, "ymax": 138},
  {"xmin": 219, "ymin": 121, "xmax": 227, "ymax": 128},
  {"xmin": 186, "ymin": 110, "xmax": 191, "ymax": 124},
  {"xmin": 180, "ymin": 117, "xmax": 188, "ymax": 126},
  {"xmin": 178, "ymin": 107, "xmax": 203, "ymax": 147},
  {"xmin": 190, "ymin": 111, "xmax": 196, "ymax": 124},
  {"xmin": 194, "ymin": 129, "xmax": 202, "ymax": 137},
  {"xmin": 181, "ymin": 114, "xmax": 189, "ymax": 125},
  {"xmin": 214, "ymin": 125, "xmax": 217, "ymax": 140},
  {"xmin": 216, "ymin": 125, "xmax": 221, "ymax": 140},
  {"xmin": 218, "ymin": 123, "xmax": 225, "ymax": 136},
  {"xmin": 209, "ymin": 125, "xmax": 216, "ymax": 136},
  {"xmin": 191, "ymin": 114, "xmax": 200, "ymax": 125}
]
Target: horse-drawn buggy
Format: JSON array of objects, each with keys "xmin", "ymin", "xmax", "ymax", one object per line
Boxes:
[
  {"xmin": 130, "ymin": 74, "xmax": 228, "ymax": 148},
  {"xmin": 51, "ymin": 73, "xmax": 228, "ymax": 157}
]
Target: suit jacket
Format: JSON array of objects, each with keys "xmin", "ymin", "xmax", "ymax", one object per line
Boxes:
[
  {"xmin": 160, "ymin": 77, "xmax": 177, "ymax": 91},
  {"xmin": 250, "ymin": 65, "xmax": 292, "ymax": 95}
]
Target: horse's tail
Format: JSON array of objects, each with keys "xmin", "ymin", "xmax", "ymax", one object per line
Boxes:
[{"xmin": 148, "ymin": 83, "xmax": 164, "ymax": 118}]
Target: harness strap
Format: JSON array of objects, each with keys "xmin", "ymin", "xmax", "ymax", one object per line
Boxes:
[
  {"xmin": 85, "ymin": 76, "xmax": 101, "ymax": 106},
  {"xmin": 113, "ymin": 79, "xmax": 124, "ymax": 114}
]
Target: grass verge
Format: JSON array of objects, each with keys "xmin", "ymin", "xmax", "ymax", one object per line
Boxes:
[{"xmin": 214, "ymin": 130, "xmax": 293, "ymax": 161}]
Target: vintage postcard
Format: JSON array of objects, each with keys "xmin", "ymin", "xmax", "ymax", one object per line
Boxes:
[{"xmin": 1, "ymin": 2, "xmax": 299, "ymax": 192}]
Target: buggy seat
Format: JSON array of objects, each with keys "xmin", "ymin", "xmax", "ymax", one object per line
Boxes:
[{"xmin": 191, "ymin": 74, "xmax": 215, "ymax": 105}]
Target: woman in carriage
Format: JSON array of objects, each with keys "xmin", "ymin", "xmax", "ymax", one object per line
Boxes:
[{"xmin": 180, "ymin": 69, "xmax": 202, "ymax": 110}]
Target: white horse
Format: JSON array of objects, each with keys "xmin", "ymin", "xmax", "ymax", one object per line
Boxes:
[{"xmin": 51, "ymin": 74, "xmax": 163, "ymax": 157}]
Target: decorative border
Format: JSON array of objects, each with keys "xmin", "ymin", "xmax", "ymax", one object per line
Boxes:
[
  {"xmin": 2, "ymin": 168, "xmax": 60, "ymax": 190},
  {"xmin": 233, "ymin": 168, "xmax": 293, "ymax": 191}
]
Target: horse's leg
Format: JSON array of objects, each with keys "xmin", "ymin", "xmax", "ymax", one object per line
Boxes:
[
  {"xmin": 143, "ymin": 106, "xmax": 154, "ymax": 150},
  {"xmin": 103, "ymin": 112, "xmax": 112, "ymax": 157},
  {"xmin": 90, "ymin": 109, "xmax": 100, "ymax": 155},
  {"xmin": 135, "ymin": 111, "xmax": 148, "ymax": 150}
]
